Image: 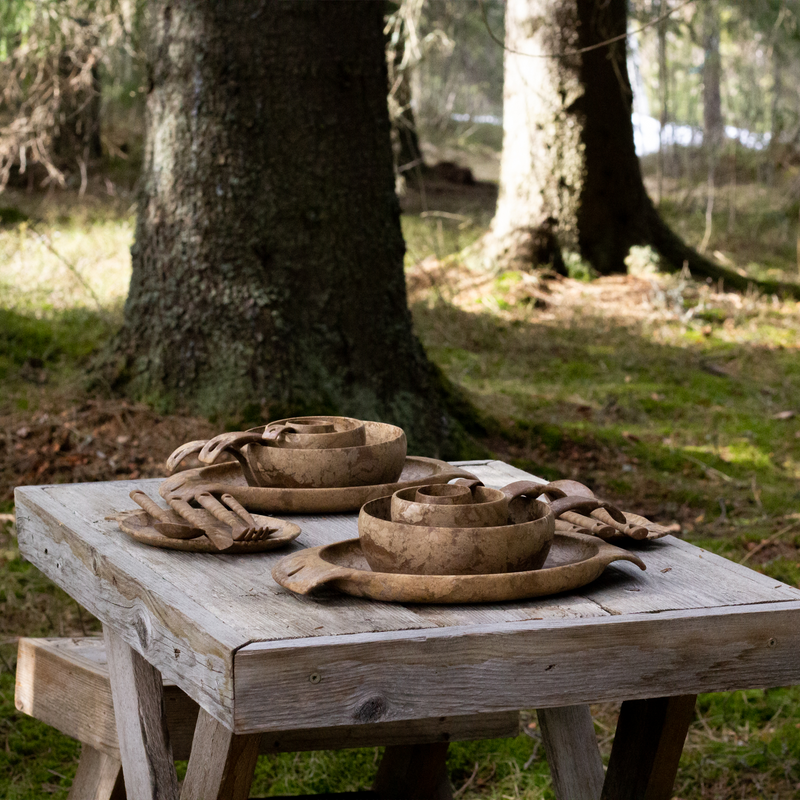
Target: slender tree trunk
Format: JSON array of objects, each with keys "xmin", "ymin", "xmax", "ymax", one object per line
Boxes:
[
  {"xmin": 699, "ymin": 0, "xmax": 722, "ymax": 252},
  {"xmin": 769, "ymin": 44, "xmax": 783, "ymax": 179},
  {"xmin": 479, "ymin": 0, "xmax": 800, "ymax": 298},
  {"xmin": 656, "ymin": 0, "xmax": 668, "ymax": 206},
  {"xmin": 109, "ymin": 1, "xmax": 456, "ymax": 455}
]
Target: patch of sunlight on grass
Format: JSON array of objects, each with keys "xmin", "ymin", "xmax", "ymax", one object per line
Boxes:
[
  {"xmin": 715, "ymin": 441, "xmax": 774, "ymax": 469},
  {"xmin": 0, "ymin": 218, "xmax": 133, "ymax": 312}
]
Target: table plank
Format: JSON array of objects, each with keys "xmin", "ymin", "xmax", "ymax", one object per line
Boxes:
[{"xmin": 233, "ymin": 601, "xmax": 800, "ymax": 733}]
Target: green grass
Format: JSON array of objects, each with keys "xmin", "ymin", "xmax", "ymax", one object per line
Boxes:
[{"xmin": 2, "ymin": 172, "xmax": 800, "ymax": 798}]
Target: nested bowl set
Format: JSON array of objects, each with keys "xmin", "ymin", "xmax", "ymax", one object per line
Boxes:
[{"xmin": 116, "ymin": 414, "xmax": 648, "ymax": 601}]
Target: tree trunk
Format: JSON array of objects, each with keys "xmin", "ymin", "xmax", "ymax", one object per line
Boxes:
[
  {"xmin": 699, "ymin": 0, "xmax": 722, "ymax": 252},
  {"xmin": 109, "ymin": 1, "xmax": 456, "ymax": 455},
  {"xmin": 656, "ymin": 0, "xmax": 668, "ymax": 206},
  {"xmin": 479, "ymin": 0, "xmax": 800, "ymax": 298},
  {"xmin": 701, "ymin": 1, "xmax": 723, "ymax": 152}
]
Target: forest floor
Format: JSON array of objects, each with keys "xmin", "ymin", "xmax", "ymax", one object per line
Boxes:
[{"xmin": 1, "ymin": 165, "xmax": 800, "ymax": 798}]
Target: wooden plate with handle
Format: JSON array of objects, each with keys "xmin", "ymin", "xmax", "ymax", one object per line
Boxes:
[{"xmin": 272, "ymin": 532, "xmax": 645, "ymax": 604}]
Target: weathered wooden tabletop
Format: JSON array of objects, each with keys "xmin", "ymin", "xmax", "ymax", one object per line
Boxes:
[{"xmin": 15, "ymin": 460, "xmax": 800, "ymax": 737}]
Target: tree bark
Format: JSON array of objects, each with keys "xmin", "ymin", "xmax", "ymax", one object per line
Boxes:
[
  {"xmin": 480, "ymin": 0, "xmax": 800, "ymax": 298},
  {"xmin": 109, "ymin": 1, "xmax": 457, "ymax": 454},
  {"xmin": 656, "ymin": 0, "xmax": 669, "ymax": 206}
]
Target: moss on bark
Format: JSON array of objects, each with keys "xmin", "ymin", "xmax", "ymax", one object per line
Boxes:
[{"xmin": 106, "ymin": 1, "xmax": 467, "ymax": 455}]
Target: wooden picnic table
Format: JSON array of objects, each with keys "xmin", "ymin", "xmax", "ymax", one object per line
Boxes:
[{"xmin": 14, "ymin": 459, "xmax": 800, "ymax": 800}]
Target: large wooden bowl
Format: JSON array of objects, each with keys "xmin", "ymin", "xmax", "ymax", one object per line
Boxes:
[
  {"xmin": 244, "ymin": 421, "xmax": 406, "ymax": 488},
  {"xmin": 359, "ymin": 495, "xmax": 554, "ymax": 576}
]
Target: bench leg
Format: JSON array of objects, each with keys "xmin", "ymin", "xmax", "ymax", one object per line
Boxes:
[
  {"xmin": 104, "ymin": 627, "xmax": 179, "ymax": 800},
  {"xmin": 68, "ymin": 744, "xmax": 126, "ymax": 800},
  {"xmin": 180, "ymin": 707, "xmax": 261, "ymax": 800},
  {"xmin": 601, "ymin": 694, "xmax": 696, "ymax": 800},
  {"xmin": 538, "ymin": 705, "xmax": 604, "ymax": 800},
  {"xmin": 373, "ymin": 743, "xmax": 452, "ymax": 800}
]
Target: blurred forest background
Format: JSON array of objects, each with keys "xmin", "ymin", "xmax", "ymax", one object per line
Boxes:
[{"xmin": 2, "ymin": 0, "xmax": 800, "ymax": 797}]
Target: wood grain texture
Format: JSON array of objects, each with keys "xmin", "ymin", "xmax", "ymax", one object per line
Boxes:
[
  {"xmin": 15, "ymin": 488, "xmax": 239, "ymax": 726},
  {"xmin": 16, "ymin": 637, "xmax": 519, "ymax": 763},
  {"xmin": 67, "ymin": 745, "xmax": 125, "ymax": 800},
  {"xmin": 179, "ymin": 708, "xmax": 260, "ymax": 800},
  {"xmin": 14, "ymin": 460, "xmax": 800, "ymax": 733},
  {"xmin": 16, "ymin": 637, "xmax": 122, "ymax": 759},
  {"xmin": 234, "ymin": 601, "xmax": 800, "ymax": 733},
  {"xmin": 601, "ymin": 695, "xmax": 697, "ymax": 800},
  {"xmin": 104, "ymin": 628, "xmax": 179, "ymax": 800},
  {"xmin": 372, "ymin": 744, "xmax": 452, "ymax": 800},
  {"xmin": 538, "ymin": 705, "xmax": 603, "ymax": 800}
]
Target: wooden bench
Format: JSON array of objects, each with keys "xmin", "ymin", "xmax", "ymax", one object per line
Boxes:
[{"xmin": 15, "ymin": 637, "xmax": 521, "ymax": 800}]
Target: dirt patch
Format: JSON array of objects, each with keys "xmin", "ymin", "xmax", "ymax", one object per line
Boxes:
[{"xmin": 1, "ymin": 398, "xmax": 218, "ymax": 504}]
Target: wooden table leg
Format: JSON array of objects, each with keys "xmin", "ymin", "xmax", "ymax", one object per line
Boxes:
[
  {"xmin": 179, "ymin": 707, "xmax": 260, "ymax": 800},
  {"xmin": 67, "ymin": 743, "xmax": 126, "ymax": 800},
  {"xmin": 373, "ymin": 743, "xmax": 452, "ymax": 800},
  {"xmin": 601, "ymin": 694, "xmax": 697, "ymax": 800},
  {"xmin": 538, "ymin": 705, "xmax": 604, "ymax": 800},
  {"xmin": 104, "ymin": 627, "xmax": 179, "ymax": 800}
]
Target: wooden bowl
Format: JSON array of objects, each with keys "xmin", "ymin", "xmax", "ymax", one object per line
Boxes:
[
  {"xmin": 359, "ymin": 495, "xmax": 554, "ymax": 576},
  {"xmin": 244, "ymin": 421, "xmax": 406, "ymax": 488},
  {"xmin": 262, "ymin": 416, "xmax": 366, "ymax": 450},
  {"xmin": 390, "ymin": 484, "xmax": 510, "ymax": 528}
]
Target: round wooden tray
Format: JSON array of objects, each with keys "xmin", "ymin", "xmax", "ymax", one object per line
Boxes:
[
  {"xmin": 159, "ymin": 456, "xmax": 478, "ymax": 514},
  {"xmin": 114, "ymin": 509, "xmax": 301, "ymax": 553},
  {"xmin": 271, "ymin": 532, "xmax": 646, "ymax": 604}
]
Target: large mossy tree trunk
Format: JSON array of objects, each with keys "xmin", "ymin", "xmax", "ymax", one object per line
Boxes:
[
  {"xmin": 481, "ymin": 0, "xmax": 800, "ymax": 297},
  {"xmin": 112, "ymin": 1, "xmax": 456, "ymax": 455}
]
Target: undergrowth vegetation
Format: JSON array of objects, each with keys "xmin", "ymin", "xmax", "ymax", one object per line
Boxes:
[{"xmin": 1, "ymin": 172, "xmax": 800, "ymax": 798}]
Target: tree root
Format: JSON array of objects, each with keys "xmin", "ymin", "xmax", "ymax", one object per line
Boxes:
[{"xmin": 644, "ymin": 198, "xmax": 800, "ymax": 300}]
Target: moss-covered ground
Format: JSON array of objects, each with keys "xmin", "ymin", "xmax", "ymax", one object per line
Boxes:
[{"xmin": 1, "ymin": 171, "xmax": 800, "ymax": 798}]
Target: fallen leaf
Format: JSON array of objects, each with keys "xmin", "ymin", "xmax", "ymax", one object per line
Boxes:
[{"xmin": 772, "ymin": 410, "xmax": 796, "ymax": 420}]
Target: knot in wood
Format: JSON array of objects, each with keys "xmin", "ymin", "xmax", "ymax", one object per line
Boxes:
[
  {"xmin": 354, "ymin": 694, "xmax": 387, "ymax": 724},
  {"xmin": 133, "ymin": 609, "xmax": 152, "ymax": 650}
]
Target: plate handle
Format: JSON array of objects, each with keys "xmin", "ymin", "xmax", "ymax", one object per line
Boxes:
[{"xmin": 272, "ymin": 551, "xmax": 353, "ymax": 595}]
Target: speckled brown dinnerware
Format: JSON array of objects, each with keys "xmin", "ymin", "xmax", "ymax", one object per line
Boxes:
[
  {"xmin": 272, "ymin": 532, "xmax": 646, "ymax": 604},
  {"xmin": 159, "ymin": 456, "xmax": 479, "ymax": 514},
  {"xmin": 359, "ymin": 494, "xmax": 555, "ymax": 576},
  {"xmin": 166, "ymin": 418, "xmax": 406, "ymax": 489},
  {"xmin": 390, "ymin": 479, "xmax": 546, "ymax": 529},
  {"xmin": 262, "ymin": 416, "xmax": 366, "ymax": 450}
]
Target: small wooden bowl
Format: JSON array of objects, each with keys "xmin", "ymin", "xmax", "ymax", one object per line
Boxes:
[
  {"xmin": 391, "ymin": 484, "xmax": 510, "ymax": 528},
  {"xmin": 263, "ymin": 416, "xmax": 366, "ymax": 450},
  {"xmin": 359, "ymin": 495, "xmax": 554, "ymax": 576}
]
